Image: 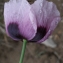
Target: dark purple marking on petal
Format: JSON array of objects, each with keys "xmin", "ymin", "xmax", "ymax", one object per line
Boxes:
[
  {"xmin": 31, "ymin": 27, "xmax": 47, "ymax": 42},
  {"xmin": 27, "ymin": 0, "xmax": 36, "ymax": 4},
  {"xmin": 7, "ymin": 23, "xmax": 23, "ymax": 40}
]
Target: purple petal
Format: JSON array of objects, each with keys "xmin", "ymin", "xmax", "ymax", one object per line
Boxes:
[
  {"xmin": 31, "ymin": 0, "xmax": 61, "ymax": 43},
  {"xmin": 4, "ymin": 0, "xmax": 37, "ymax": 40}
]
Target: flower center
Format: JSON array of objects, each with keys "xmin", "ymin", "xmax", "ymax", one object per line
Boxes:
[
  {"xmin": 31, "ymin": 27, "xmax": 47, "ymax": 42},
  {"xmin": 7, "ymin": 23, "xmax": 23, "ymax": 40}
]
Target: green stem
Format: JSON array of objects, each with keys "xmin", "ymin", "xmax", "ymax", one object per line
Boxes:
[{"xmin": 19, "ymin": 39, "xmax": 27, "ymax": 63}]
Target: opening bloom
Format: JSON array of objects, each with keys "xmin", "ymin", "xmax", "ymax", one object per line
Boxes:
[{"xmin": 4, "ymin": 0, "xmax": 61, "ymax": 43}]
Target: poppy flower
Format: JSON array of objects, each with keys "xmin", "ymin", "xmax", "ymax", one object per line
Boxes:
[{"xmin": 4, "ymin": 0, "xmax": 61, "ymax": 43}]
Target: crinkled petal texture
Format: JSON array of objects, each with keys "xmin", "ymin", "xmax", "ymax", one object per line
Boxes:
[
  {"xmin": 4, "ymin": 0, "xmax": 37, "ymax": 40},
  {"xmin": 31, "ymin": 0, "xmax": 61, "ymax": 43}
]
